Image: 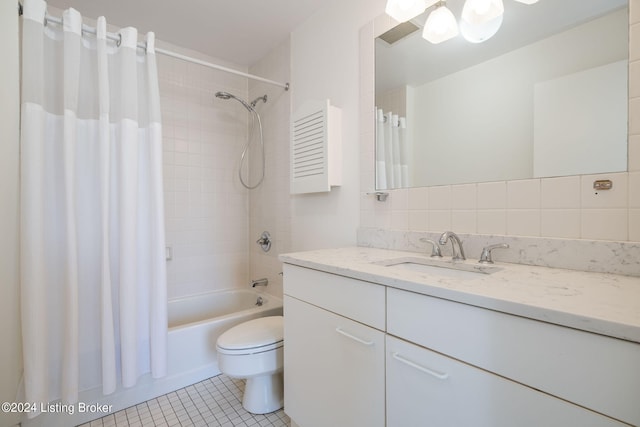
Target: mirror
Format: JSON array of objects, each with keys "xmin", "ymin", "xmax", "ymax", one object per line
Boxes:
[{"xmin": 375, "ymin": 0, "xmax": 628, "ymax": 190}]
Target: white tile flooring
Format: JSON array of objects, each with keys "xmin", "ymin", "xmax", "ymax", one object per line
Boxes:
[{"xmin": 78, "ymin": 375, "xmax": 290, "ymax": 427}]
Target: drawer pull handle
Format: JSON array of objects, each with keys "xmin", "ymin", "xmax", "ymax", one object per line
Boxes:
[
  {"xmin": 335, "ymin": 327, "xmax": 375, "ymax": 346},
  {"xmin": 392, "ymin": 352, "xmax": 449, "ymax": 380}
]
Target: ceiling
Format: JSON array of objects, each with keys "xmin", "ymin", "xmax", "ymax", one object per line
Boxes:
[{"xmin": 44, "ymin": 0, "xmax": 327, "ymax": 66}]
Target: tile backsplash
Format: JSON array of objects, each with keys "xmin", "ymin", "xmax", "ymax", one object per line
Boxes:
[{"xmin": 359, "ymin": 5, "xmax": 640, "ymax": 244}]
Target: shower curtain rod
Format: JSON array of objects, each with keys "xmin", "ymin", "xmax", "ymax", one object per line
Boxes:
[{"xmin": 17, "ymin": 2, "xmax": 290, "ymax": 91}]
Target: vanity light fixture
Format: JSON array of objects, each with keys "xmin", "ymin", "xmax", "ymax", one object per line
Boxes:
[
  {"xmin": 461, "ymin": 0, "xmax": 504, "ymax": 25},
  {"xmin": 422, "ymin": 1, "xmax": 459, "ymax": 44},
  {"xmin": 385, "ymin": 0, "xmax": 428, "ymax": 23},
  {"xmin": 386, "ymin": 0, "xmax": 537, "ymax": 45},
  {"xmin": 460, "ymin": 4, "xmax": 504, "ymax": 43}
]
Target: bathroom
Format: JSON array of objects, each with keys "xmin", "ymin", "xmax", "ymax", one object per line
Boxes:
[{"xmin": 0, "ymin": 0, "xmax": 638, "ymax": 426}]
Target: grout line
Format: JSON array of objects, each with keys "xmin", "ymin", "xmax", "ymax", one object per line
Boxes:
[{"xmin": 77, "ymin": 374, "xmax": 289, "ymax": 427}]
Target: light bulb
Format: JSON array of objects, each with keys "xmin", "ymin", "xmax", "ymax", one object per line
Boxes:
[
  {"xmin": 385, "ymin": 0, "xmax": 426, "ymax": 23},
  {"xmin": 461, "ymin": 0, "xmax": 504, "ymax": 25},
  {"xmin": 422, "ymin": 4, "xmax": 458, "ymax": 44},
  {"xmin": 460, "ymin": 12, "xmax": 503, "ymax": 43}
]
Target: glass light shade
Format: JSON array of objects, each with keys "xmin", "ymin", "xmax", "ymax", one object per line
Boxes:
[
  {"xmin": 461, "ymin": 0, "xmax": 504, "ymax": 25},
  {"xmin": 422, "ymin": 5, "xmax": 459, "ymax": 44},
  {"xmin": 460, "ymin": 12, "xmax": 503, "ymax": 43},
  {"xmin": 513, "ymin": 0, "xmax": 538, "ymax": 3},
  {"xmin": 385, "ymin": 0, "xmax": 426, "ymax": 23}
]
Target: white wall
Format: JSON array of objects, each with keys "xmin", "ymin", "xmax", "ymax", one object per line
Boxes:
[
  {"xmin": 0, "ymin": 3, "xmax": 22, "ymax": 427},
  {"xmin": 289, "ymin": 0, "xmax": 387, "ymax": 251}
]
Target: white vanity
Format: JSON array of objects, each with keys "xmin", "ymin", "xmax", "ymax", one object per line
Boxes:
[{"xmin": 280, "ymin": 247, "xmax": 640, "ymax": 427}]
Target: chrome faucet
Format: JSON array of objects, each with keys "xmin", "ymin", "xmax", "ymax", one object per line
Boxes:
[
  {"xmin": 438, "ymin": 231, "xmax": 466, "ymax": 261},
  {"xmin": 251, "ymin": 278, "xmax": 268, "ymax": 287}
]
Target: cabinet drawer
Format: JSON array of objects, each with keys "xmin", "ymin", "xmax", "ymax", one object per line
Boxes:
[
  {"xmin": 283, "ymin": 264, "xmax": 385, "ymax": 330},
  {"xmin": 387, "ymin": 287, "xmax": 640, "ymax": 426},
  {"xmin": 386, "ymin": 335, "xmax": 625, "ymax": 427}
]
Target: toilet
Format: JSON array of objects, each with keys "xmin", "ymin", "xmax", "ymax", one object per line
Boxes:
[{"xmin": 216, "ymin": 316, "xmax": 284, "ymax": 414}]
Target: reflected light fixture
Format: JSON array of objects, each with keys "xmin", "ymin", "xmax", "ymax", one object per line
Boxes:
[
  {"xmin": 422, "ymin": 1, "xmax": 459, "ymax": 44},
  {"xmin": 460, "ymin": 11, "xmax": 503, "ymax": 43},
  {"xmin": 385, "ymin": 0, "xmax": 427, "ymax": 23},
  {"xmin": 461, "ymin": 0, "xmax": 504, "ymax": 25},
  {"xmin": 386, "ymin": 0, "xmax": 538, "ymax": 45}
]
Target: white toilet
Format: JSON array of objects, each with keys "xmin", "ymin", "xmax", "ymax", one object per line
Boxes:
[{"xmin": 216, "ymin": 316, "xmax": 284, "ymax": 414}]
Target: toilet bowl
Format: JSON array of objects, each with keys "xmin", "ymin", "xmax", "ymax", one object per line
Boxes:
[{"xmin": 216, "ymin": 316, "xmax": 284, "ymax": 414}]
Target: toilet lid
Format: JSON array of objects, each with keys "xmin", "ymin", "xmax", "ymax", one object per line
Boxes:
[{"xmin": 217, "ymin": 316, "xmax": 283, "ymax": 352}]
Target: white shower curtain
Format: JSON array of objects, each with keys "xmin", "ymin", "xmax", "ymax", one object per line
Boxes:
[
  {"xmin": 20, "ymin": 0, "xmax": 167, "ymax": 412},
  {"xmin": 376, "ymin": 108, "xmax": 409, "ymax": 190}
]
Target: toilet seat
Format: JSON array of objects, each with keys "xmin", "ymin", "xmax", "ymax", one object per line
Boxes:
[{"xmin": 217, "ymin": 316, "xmax": 283, "ymax": 355}]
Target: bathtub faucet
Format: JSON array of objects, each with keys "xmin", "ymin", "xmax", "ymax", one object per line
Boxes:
[{"xmin": 251, "ymin": 278, "xmax": 269, "ymax": 287}]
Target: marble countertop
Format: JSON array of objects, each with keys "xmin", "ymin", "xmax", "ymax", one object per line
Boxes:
[{"xmin": 279, "ymin": 246, "xmax": 640, "ymax": 344}]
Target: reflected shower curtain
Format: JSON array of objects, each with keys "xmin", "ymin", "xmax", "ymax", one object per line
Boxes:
[
  {"xmin": 376, "ymin": 108, "xmax": 408, "ymax": 189},
  {"xmin": 20, "ymin": 0, "xmax": 167, "ymax": 413}
]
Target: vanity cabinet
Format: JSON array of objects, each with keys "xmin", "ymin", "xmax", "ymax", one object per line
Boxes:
[
  {"xmin": 387, "ymin": 288, "xmax": 640, "ymax": 426},
  {"xmin": 283, "ymin": 263, "xmax": 638, "ymax": 427},
  {"xmin": 386, "ymin": 335, "xmax": 624, "ymax": 427},
  {"xmin": 283, "ymin": 265, "xmax": 385, "ymax": 427}
]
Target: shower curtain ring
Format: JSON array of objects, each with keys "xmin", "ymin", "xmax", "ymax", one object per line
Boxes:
[{"xmin": 116, "ymin": 33, "xmax": 122, "ymax": 47}]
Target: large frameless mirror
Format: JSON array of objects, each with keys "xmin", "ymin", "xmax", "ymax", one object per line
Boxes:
[{"xmin": 375, "ymin": 0, "xmax": 628, "ymax": 190}]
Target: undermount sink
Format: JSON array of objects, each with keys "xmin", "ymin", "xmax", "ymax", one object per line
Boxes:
[{"xmin": 374, "ymin": 256, "xmax": 501, "ymax": 280}]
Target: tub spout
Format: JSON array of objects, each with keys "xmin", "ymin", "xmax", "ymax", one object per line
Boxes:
[{"xmin": 251, "ymin": 278, "xmax": 268, "ymax": 287}]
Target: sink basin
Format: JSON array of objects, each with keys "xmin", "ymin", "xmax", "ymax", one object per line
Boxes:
[{"xmin": 374, "ymin": 256, "xmax": 500, "ymax": 280}]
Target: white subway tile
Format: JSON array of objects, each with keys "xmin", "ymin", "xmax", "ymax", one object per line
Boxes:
[
  {"xmin": 428, "ymin": 185, "xmax": 451, "ymax": 210},
  {"xmin": 507, "ymin": 179, "xmax": 540, "ymax": 209},
  {"xmin": 541, "ymin": 176, "xmax": 581, "ymax": 209},
  {"xmin": 507, "ymin": 209, "xmax": 540, "ymax": 237},
  {"xmin": 630, "ymin": 172, "xmax": 640, "ymax": 208},
  {"xmin": 477, "ymin": 181, "xmax": 506, "ymax": 209},
  {"xmin": 541, "ymin": 210, "xmax": 581, "ymax": 238},
  {"xmin": 451, "ymin": 184, "xmax": 477, "ymax": 210},
  {"xmin": 408, "ymin": 187, "xmax": 428, "ymax": 210},
  {"xmin": 477, "ymin": 210, "xmax": 507, "ymax": 235},
  {"xmin": 630, "ymin": 209, "xmax": 640, "ymax": 241},
  {"xmin": 451, "ymin": 210, "xmax": 477, "ymax": 234},
  {"xmin": 428, "ymin": 210, "xmax": 451, "ymax": 231},
  {"xmin": 581, "ymin": 209, "xmax": 628, "ymax": 240}
]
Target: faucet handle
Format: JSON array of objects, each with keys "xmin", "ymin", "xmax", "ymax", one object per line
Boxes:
[
  {"xmin": 419, "ymin": 238, "xmax": 442, "ymax": 258},
  {"xmin": 479, "ymin": 243, "xmax": 509, "ymax": 264}
]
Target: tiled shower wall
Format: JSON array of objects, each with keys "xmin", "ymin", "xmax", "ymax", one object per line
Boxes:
[
  {"xmin": 248, "ymin": 39, "xmax": 292, "ymax": 299},
  {"xmin": 158, "ymin": 42, "xmax": 252, "ymax": 299},
  {"xmin": 360, "ymin": 6, "xmax": 640, "ymax": 243}
]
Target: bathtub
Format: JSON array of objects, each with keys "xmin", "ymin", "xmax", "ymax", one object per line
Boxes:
[
  {"xmin": 167, "ymin": 288, "xmax": 283, "ymax": 380},
  {"xmin": 23, "ymin": 288, "xmax": 283, "ymax": 427}
]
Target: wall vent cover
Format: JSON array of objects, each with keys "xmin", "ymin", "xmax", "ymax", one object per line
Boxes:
[{"xmin": 290, "ymin": 99, "xmax": 342, "ymax": 194}]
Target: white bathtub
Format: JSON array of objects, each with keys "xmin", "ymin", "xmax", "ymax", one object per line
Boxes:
[
  {"xmin": 24, "ymin": 288, "xmax": 283, "ymax": 427},
  {"xmin": 167, "ymin": 288, "xmax": 283, "ymax": 379}
]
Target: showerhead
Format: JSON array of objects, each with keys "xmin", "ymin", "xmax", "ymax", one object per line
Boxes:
[
  {"xmin": 215, "ymin": 91, "xmax": 253, "ymax": 112},
  {"xmin": 215, "ymin": 91, "xmax": 232, "ymax": 100}
]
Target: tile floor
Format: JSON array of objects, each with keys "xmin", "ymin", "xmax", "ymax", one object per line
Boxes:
[{"xmin": 78, "ymin": 375, "xmax": 290, "ymax": 427}]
